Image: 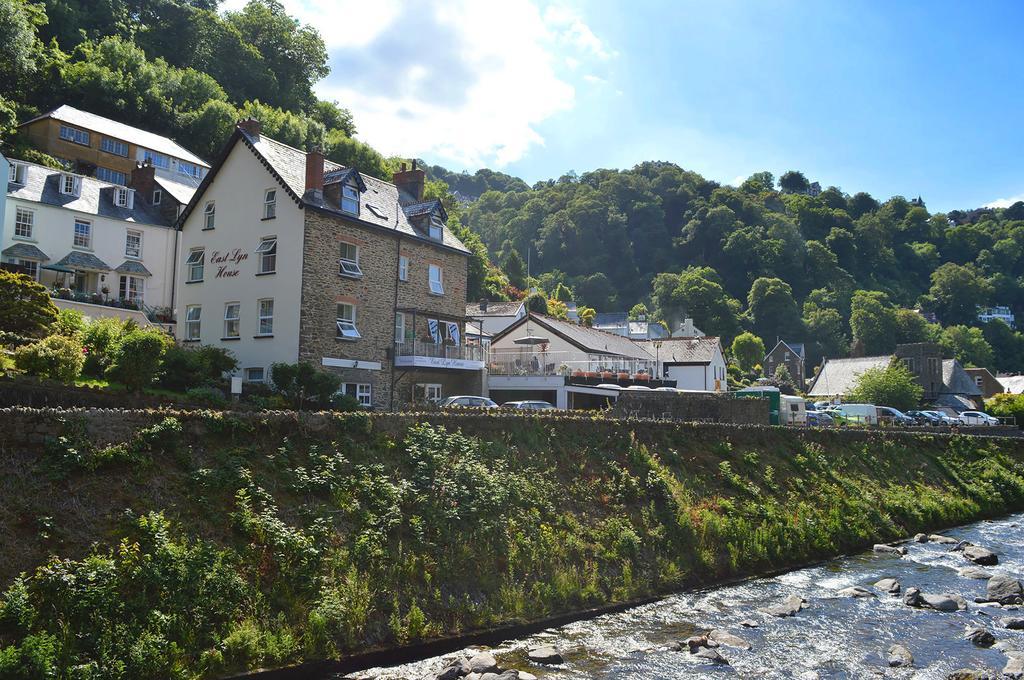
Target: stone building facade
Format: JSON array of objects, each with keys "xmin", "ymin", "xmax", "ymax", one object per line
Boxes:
[{"xmin": 176, "ymin": 121, "xmax": 483, "ymax": 409}]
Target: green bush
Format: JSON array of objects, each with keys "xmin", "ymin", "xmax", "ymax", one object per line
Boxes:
[
  {"xmin": 186, "ymin": 386, "xmax": 228, "ymax": 407},
  {"xmin": 159, "ymin": 344, "xmax": 238, "ymax": 392},
  {"xmin": 986, "ymin": 393, "xmax": 1024, "ymax": 428},
  {"xmin": 0, "ymin": 271, "xmax": 58, "ymax": 338},
  {"xmin": 13, "ymin": 335, "xmax": 85, "ymax": 383},
  {"xmin": 269, "ymin": 362, "xmax": 341, "ymax": 410},
  {"xmin": 50, "ymin": 309, "xmax": 85, "ymax": 338},
  {"xmin": 80, "ymin": 317, "xmax": 129, "ymax": 377},
  {"xmin": 105, "ymin": 327, "xmax": 171, "ymax": 391}
]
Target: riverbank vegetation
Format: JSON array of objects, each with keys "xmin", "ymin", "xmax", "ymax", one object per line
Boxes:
[{"xmin": 1, "ymin": 411, "xmax": 1024, "ymax": 678}]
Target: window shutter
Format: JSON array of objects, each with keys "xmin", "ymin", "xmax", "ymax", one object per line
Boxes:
[
  {"xmin": 72, "ymin": 176, "xmax": 82, "ymax": 197},
  {"xmin": 126, "ymin": 189, "xmax": 135, "ymax": 210}
]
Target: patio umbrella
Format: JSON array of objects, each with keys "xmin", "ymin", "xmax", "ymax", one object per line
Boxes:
[{"xmin": 513, "ymin": 335, "xmax": 550, "ymax": 345}]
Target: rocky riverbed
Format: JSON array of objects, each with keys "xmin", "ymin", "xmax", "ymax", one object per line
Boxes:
[{"xmin": 336, "ymin": 513, "xmax": 1024, "ymax": 679}]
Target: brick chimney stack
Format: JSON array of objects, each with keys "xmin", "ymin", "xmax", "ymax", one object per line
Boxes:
[
  {"xmin": 237, "ymin": 118, "xmax": 261, "ymax": 138},
  {"xmin": 305, "ymin": 147, "xmax": 324, "ymax": 198},
  {"xmin": 130, "ymin": 161, "xmax": 156, "ymax": 198},
  {"xmin": 393, "ymin": 159, "xmax": 425, "ymax": 202}
]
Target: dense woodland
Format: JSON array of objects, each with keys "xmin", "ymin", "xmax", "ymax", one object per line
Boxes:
[{"xmin": 4, "ymin": 0, "xmax": 1024, "ymax": 373}]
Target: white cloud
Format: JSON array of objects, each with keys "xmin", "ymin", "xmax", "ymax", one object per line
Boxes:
[
  {"xmin": 246, "ymin": 0, "xmax": 613, "ymax": 168},
  {"xmin": 986, "ymin": 193, "xmax": 1024, "ymax": 209}
]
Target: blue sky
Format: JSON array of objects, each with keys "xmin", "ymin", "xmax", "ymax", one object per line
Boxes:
[{"xmin": 232, "ymin": 0, "xmax": 1024, "ymax": 212}]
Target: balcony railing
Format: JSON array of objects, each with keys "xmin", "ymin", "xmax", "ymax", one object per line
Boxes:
[
  {"xmin": 488, "ymin": 350, "xmax": 657, "ymax": 380},
  {"xmin": 394, "ymin": 340, "xmax": 486, "ymax": 370}
]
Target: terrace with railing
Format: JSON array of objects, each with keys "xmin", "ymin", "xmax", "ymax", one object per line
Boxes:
[
  {"xmin": 394, "ymin": 340, "xmax": 486, "ymax": 370},
  {"xmin": 488, "ymin": 350, "xmax": 675, "ymax": 388}
]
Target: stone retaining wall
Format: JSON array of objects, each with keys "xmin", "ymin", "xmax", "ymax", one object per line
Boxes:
[{"xmin": 611, "ymin": 391, "xmax": 771, "ymax": 424}]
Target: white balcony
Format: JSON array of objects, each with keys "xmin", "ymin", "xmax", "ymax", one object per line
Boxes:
[{"xmin": 394, "ymin": 340, "xmax": 486, "ymax": 370}]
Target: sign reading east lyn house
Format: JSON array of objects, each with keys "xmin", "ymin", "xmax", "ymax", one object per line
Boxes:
[
  {"xmin": 211, "ymin": 249, "xmax": 248, "ymax": 278},
  {"xmin": 394, "ymin": 353, "xmax": 485, "ymax": 370}
]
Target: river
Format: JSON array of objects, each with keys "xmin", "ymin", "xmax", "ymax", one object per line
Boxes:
[{"xmin": 338, "ymin": 513, "xmax": 1024, "ymax": 679}]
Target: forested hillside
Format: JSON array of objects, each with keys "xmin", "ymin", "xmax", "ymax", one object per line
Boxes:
[{"xmin": 4, "ymin": 0, "xmax": 1024, "ymax": 373}]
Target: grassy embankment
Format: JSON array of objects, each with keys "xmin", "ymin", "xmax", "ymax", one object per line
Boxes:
[{"xmin": 1, "ymin": 409, "xmax": 1024, "ymax": 678}]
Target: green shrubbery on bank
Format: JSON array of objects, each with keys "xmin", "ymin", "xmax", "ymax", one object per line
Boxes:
[{"xmin": 1, "ymin": 412, "xmax": 1024, "ymax": 678}]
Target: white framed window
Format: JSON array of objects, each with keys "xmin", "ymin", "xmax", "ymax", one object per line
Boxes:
[
  {"xmin": 100, "ymin": 137, "xmax": 128, "ymax": 157},
  {"xmin": 203, "ymin": 201, "xmax": 215, "ymax": 229},
  {"xmin": 341, "ymin": 184, "xmax": 359, "ymax": 214},
  {"xmin": 186, "ymin": 248, "xmax": 204, "ymax": 282},
  {"xmin": 429, "ymin": 215, "xmax": 443, "ymax": 241},
  {"xmin": 263, "ymin": 189, "xmax": 277, "ymax": 219},
  {"xmin": 257, "ymin": 298, "xmax": 274, "ymax": 336},
  {"xmin": 16, "ymin": 259, "xmax": 39, "ymax": 280},
  {"xmin": 428, "ymin": 264, "xmax": 444, "ymax": 295},
  {"xmin": 178, "ymin": 160, "xmax": 202, "ymax": 178},
  {"xmin": 118, "ymin": 275, "xmax": 144, "ymax": 305},
  {"xmin": 339, "ymin": 242, "xmax": 362, "ymax": 278},
  {"xmin": 97, "ymin": 167, "xmax": 128, "ymax": 185},
  {"xmin": 8, "ymin": 162, "xmax": 25, "ymax": 184},
  {"xmin": 398, "ymin": 255, "xmax": 409, "ymax": 281},
  {"xmin": 61, "ymin": 174, "xmax": 81, "ymax": 196},
  {"xmin": 341, "ymin": 383, "xmax": 372, "ymax": 407},
  {"xmin": 59, "ymin": 125, "xmax": 90, "ymax": 146},
  {"xmin": 256, "ymin": 237, "xmax": 277, "ymax": 274},
  {"xmin": 246, "ymin": 367, "xmax": 265, "ymax": 383},
  {"xmin": 336, "ymin": 303, "xmax": 360, "ymax": 339},
  {"xmin": 73, "ymin": 219, "xmax": 91, "ymax": 249},
  {"xmin": 223, "ymin": 302, "xmax": 240, "ymax": 339},
  {"xmin": 143, "ymin": 150, "xmax": 171, "ymax": 169},
  {"xmin": 185, "ymin": 305, "xmax": 201, "ymax": 340},
  {"xmin": 14, "ymin": 208, "xmax": 33, "ymax": 239},
  {"xmin": 395, "ymin": 312, "xmax": 407, "ymax": 343},
  {"xmin": 152, "ymin": 189, "xmax": 162, "ymax": 205},
  {"xmin": 415, "ymin": 383, "xmax": 442, "ymax": 402},
  {"xmin": 113, "ymin": 187, "xmax": 134, "ymax": 208},
  {"xmin": 125, "ymin": 230, "xmax": 142, "ymax": 258}
]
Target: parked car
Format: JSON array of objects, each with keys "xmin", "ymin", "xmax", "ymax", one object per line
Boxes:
[
  {"xmin": 806, "ymin": 411, "xmax": 835, "ymax": 427},
  {"xmin": 819, "ymin": 407, "xmax": 850, "ymax": 425},
  {"xmin": 908, "ymin": 410, "xmax": 943, "ymax": 426},
  {"xmin": 502, "ymin": 400, "xmax": 556, "ymax": 410},
  {"xmin": 832, "ymin": 403, "xmax": 877, "ymax": 425},
  {"xmin": 814, "ymin": 401, "xmax": 834, "ymax": 410},
  {"xmin": 876, "ymin": 406, "xmax": 915, "ymax": 426},
  {"xmin": 958, "ymin": 410, "xmax": 1000, "ymax": 426},
  {"xmin": 439, "ymin": 396, "xmax": 499, "ymax": 409}
]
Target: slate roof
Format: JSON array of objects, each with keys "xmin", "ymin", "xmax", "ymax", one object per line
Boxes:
[
  {"xmin": 636, "ymin": 336, "xmax": 722, "ymax": 364},
  {"xmin": 55, "ymin": 251, "xmax": 112, "ymax": 271},
  {"xmin": 232, "ymin": 130, "xmax": 469, "ymax": 254},
  {"xmin": 940, "ymin": 359, "xmax": 982, "ymax": 396},
  {"xmin": 6, "ymin": 160, "xmax": 172, "ymax": 227},
  {"xmin": 466, "ymin": 301, "xmax": 525, "ymax": 317},
  {"xmin": 767, "ymin": 340, "xmax": 805, "ymax": 360},
  {"xmin": 494, "ymin": 312, "xmax": 655, "ymax": 360},
  {"xmin": 999, "ymin": 375, "xmax": 1024, "ymax": 394},
  {"xmin": 2, "ymin": 243, "xmax": 49, "ymax": 260},
  {"xmin": 21, "ymin": 105, "xmax": 208, "ymax": 167},
  {"xmin": 594, "ymin": 312, "xmax": 628, "ymax": 326},
  {"xmin": 115, "ymin": 260, "xmax": 152, "ymax": 276},
  {"xmin": 806, "ymin": 356, "xmax": 893, "ymax": 397},
  {"xmin": 153, "ymin": 170, "xmax": 202, "ymax": 205},
  {"xmin": 323, "ymin": 167, "xmax": 366, "ymax": 191}
]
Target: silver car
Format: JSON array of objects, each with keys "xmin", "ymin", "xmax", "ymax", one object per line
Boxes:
[
  {"xmin": 439, "ymin": 396, "xmax": 499, "ymax": 409},
  {"xmin": 502, "ymin": 400, "xmax": 556, "ymax": 410},
  {"xmin": 958, "ymin": 411, "xmax": 999, "ymax": 426}
]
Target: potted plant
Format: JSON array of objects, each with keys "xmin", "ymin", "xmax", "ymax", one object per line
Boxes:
[
  {"xmin": 572, "ymin": 368, "xmax": 585, "ymax": 378},
  {"xmin": 635, "ymin": 372, "xmax": 651, "ymax": 381},
  {"xmin": 617, "ymin": 371, "xmax": 629, "ymax": 380},
  {"xmin": 601, "ymin": 369, "xmax": 614, "ymax": 380},
  {"xmin": 585, "ymin": 370, "xmax": 599, "ymax": 379}
]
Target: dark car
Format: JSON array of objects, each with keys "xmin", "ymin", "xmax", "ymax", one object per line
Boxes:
[
  {"xmin": 876, "ymin": 406, "xmax": 915, "ymax": 426},
  {"xmin": 908, "ymin": 410, "xmax": 943, "ymax": 426},
  {"xmin": 806, "ymin": 411, "xmax": 835, "ymax": 427}
]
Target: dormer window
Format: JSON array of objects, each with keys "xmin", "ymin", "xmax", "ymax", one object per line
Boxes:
[
  {"xmin": 7, "ymin": 162, "xmax": 25, "ymax": 184},
  {"xmin": 429, "ymin": 214, "xmax": 443, "ymax": 241},
  {"xmin": 60, "ymin": 174, "xmax": 81, "ymax": 197},
  {"xmin": 341, "ymin": 184, "xmax": 359, "ymax": 214},
  {"xmin": 114, "ymin": 187, "xmax": 134, "ymax": 209}
]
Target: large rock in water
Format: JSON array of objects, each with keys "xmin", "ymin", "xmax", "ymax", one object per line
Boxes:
[
  {"xmin": 963, "ymin": 545, "xmax": 999, "ymax": 566},
  {"xmin": 946, "ymin": 670, "xmax": 997, "ymax": 680},
  {"xmin": 709, "ymin": 629, "xmax": 752, "ymax": 650},
  {"xmin": 762, "ymin": 594, "xmax": 807, "ymax": 617},
  {"xmin": 693, "ymin": 647, "xmax": 729, "ymax": 664},
  {"xmin": 874, "ymin": 544, "xmax": 908, "ymax": 555},
  {"xmin": 468, "ymin": 652, "xmax": 500, "ymax": 675},
  {"xmin": 526, "ymin": 646, "xmax": 563, "ymax": 664},
  {"xmin": 436, "ymin": 659, "xmax": 470, "ymax": 680},
  {"xmin": 479, "ymin": 673, "xmax": 518, "ymax": 680},
  {"xmin": 875, "ymin": 578, "xmax": 901, "ymax": 594},
  {"xmin": 1005, "ymin": 654, "xmax": 1024, "ymax": 680},
  {"xmin": 921, "ymin": 593, "xmax": 963, "ymax": 612},
  {"xmin": 964, "ymin": 627, "xmax": 996, "ymax": 647},
  {"xmin": 958, "ymin": 567, "xmax": 993, "ymax": 580},
  {"xmin": 888, "ymin": 644, "xmax": 914, "ymax": 667},
  {"xmin": 986, "ymin": 575, "xmax": 1024, "ymax": 604},
  {"xmin": 931, "ymin": 534, "xmax": 960, "ymax": 544},
  {"xmin": 837, "ymin": 586, "xmax": 875, "ymax": 598}
]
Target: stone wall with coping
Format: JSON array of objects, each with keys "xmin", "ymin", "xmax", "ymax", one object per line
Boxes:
[{"xmin": 612, "ymin": 391, "xmax": 771, "ymax": 425}]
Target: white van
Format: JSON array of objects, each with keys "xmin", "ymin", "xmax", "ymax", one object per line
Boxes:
[
  {"xmin": 780, "ymin": 394, "xmax": 807, "ymax": 425},
  {"xmin": 833, "ymin": 403, "xmax": 877, "ymax": 425}
]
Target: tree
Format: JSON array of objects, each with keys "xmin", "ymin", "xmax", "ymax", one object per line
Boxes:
[
  {"xmin": 525, "ymin": 292, "xmax": 548, "ymax": 315},
  {"xmin": 628, "ymin": 302, "xmax": 649, "ymax": 320},
  {"xmin": 731, "ymin": 332, "xmax": 765, "ymax": 373},
  {"xmin": 14, "ymin": 335, "xmax": 85, "ymax": 383},
  {"xmin": 846, "ymin": 362, "xmax": 923, "ymax": 411},
  {"xmin": 0, "ymin": 271, "xmax": 59, "ymax": 338},
  {"xmin": 106, "ymin": 326, "xmax": 171, "ymax": 391},
  {"xmin": 982, "ymin": 320, "xmax": 1024, "ymax": 373},
  {"xmin": 654, "ymin": 268, "xmax": 742, "ymax": 341},
  {"xmin": 779, "ymin": 170, "xmax": 810, "ymax": 194},
  {"xmin": 551, "ymin": 282, "xmax": 573, "ymax": 303},
  {"xmin": 746, "ymin": 277, "xmax": 801, "ymax": 347},
  {"xmin": 929, "ymin": 263, "xmax": 993, "ymax": 326},
  {"xmin": 0, "ymin": 0, "xmax": 39, "ymax": 97},
  {"xmin": 546, "ymin": 298, "xmax": 568, "ymax": 320},
  {"xmin": 939, "ymin": 325, "xmax": 994, "ymax": 369},
  {"xmin": 270, "ymin": 361, "xmax": 341, "ymax": 410},
  {"xmin": 802, "ymin": 303, "xmax": 847, "ymax": 367},
  {"xmin": 501, "ymin": 248, "xmax": 527, "ymax": 290},
  {"xmin": 849, "ymin": 290, "xmax": 898, "ymax": 355},
  {"xmin": 578, "ymin": 306, "xmax": 596, "ymax": 327}
]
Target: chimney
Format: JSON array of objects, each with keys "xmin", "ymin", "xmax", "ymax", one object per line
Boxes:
[
  {"xmin": 680, "ymin": 318, "xmax": 695, "ymax": 337},
  {"xmin": 237, "ymin": 118, "xmax": 261, "ymax": 138},
  {"xmin": 479, "ymin": 299, "xmax": 488, "ymax": 312},
  {"xmin": 393, "ymin": 159, "xmax": 425, "ymax": 202},
  {"xmin": 130, "ymin": 161, "xmax": 156, "ymax": 199},
  {"xmin": 305, "ymin": 147, "xmax": 324, "ymax": 199}
]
